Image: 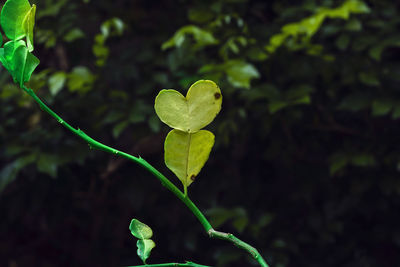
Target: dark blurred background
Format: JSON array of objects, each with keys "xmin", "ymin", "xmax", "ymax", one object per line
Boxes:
[{"xmin": 1, "ymin": 0, "xmax": 400, "ymax": 266}]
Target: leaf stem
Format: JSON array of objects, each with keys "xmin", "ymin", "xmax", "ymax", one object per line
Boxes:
[
  {"xmin": 125, "ymin": 261, "xmax": 211, "ymax": 267},
  {"xmin": 20, "ymin": 85, "xmax": 270, "ymax": 267},
  {"xmin": 208, "ymin": 229, "xmax": 268, "ymax": 267}
]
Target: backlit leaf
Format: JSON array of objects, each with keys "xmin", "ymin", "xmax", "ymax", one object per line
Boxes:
[
  {"xmin": 67, "ymin": 66, "xmax": 95, "ymax": 93},
  {"xmin": 264, "ymin": 0, "xmax": 370, "ymax": 54},
  {"xmin": 225, "ymin": 60, "xmax": 260, "ymax": 89},
  {"xmin": 22, "ymin": 4, "xmax": 36, "ymax": 51},
  {"xmin": 164, "ymin": 129, "xmax": 215, "ymax": 194},
  {"xmin": 154, "ymin": 80, "xmax": 222, "ymax": 133},
  {"xmin": 48, "ymin": 71, "xmax": 66, "ymax": 96},
  {"xmin": 63, "ymin": 28, "xmax": 85, "ymax": 42},
  {"xmin": 129, "ymin": 219, "xmax": 153, "ymax": 240},
  {"xmin": 0, "ymin": 40, "xmax": 39, "ymax": 86},
  {"xmin": 12, "ymin": 44, "xmax": 40, "ymax": 86},
  {"xmin": 3, "ymin": 40, "xmax": 26, "ymax": 62},
  {"xmin": 162, "ymin": 25, "xmax": 218, "ymax": 50},
  {"xmin": 0, "ymin": 48, "xmax": 11, "ymax": 72},
  {"xmin": 136, "ymin": 239, "xmax": 155, "ymax": 264},
  {"xmin": 0, "ymin": 0, "xmax": 31, "ymax": 40}
]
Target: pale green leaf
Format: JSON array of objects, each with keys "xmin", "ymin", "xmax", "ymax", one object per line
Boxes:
[
  {"xmin": 164, "ymin": 129, "xmax": 215, "ymax": 194},
  {"xmin": 4, "ymin": 41, "xmax": 40, "ymax": 86},
  {"xmin": 1, "ymin": 40, "xmax": 26, "ymax": 79},
  {"xmin": 162, "ymin": 25, "xmax": 218, "ymax": 50},
  {"xmin": 265, "ymin": 0, "xmax": 369, "ymax": 54},
  {"xmin": 101, "ymin": 18, "xmax": 124, "ymax": 38},
  {"xmin": 301, "ymin": 14, "xmax": 325, "ymax": 36},
  {"xmin": 1, "ymin": 40, "xmax": 29, "ymax": 74},
  {"xmin": 67, "ymin": 66, "xmax": 95, "ymax": 93},
  {"xmin": 154, "ymin": 80, "xmax": 222, "ymax": 133},
  {"xmin": 10, "ymin": 43, "xmax": 39, "ymax": 86},
  {"xmin": 136, "ymin": 239, "xmax": 155, "ymax": 264},
  {"xmin": 345, "ymin": 0, "xmax": 370, "ymax": 13},
  {"xmin": 225, "ymin": 60, "xmax": 260, "ymax": 89},
  {"xmin": 0, "ymin": 48, "xmax": 11, "ymax": 72},
  {"xmin": 0, "ymin": 0, "xmax": 31, "ymax": 40},
  {"xmin": 3, "ymin": 40, "xmax": 25, "ymax": 62},
  {"xmin": 48, "ymin": 71, "xmax": 66, "ymax": 96},
  {"xmin": 63, "ymin": 28, "xmax": 85, "ymax": 42},
  {"xmin": 129, "ymin": 219, "xmax": 153, "ymax": 239},
  {"xmin": 22, "ymin": 4, "xmax": 36, "ymax": 51}
]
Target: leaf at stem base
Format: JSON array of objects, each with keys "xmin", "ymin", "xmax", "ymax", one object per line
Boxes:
[
  {"xmin": 136, "ymin": 239, "xmax": 156, "ymax": 264},
  {"xmin": 164, "ymin": 129, "xmax": 215, "ymax": 194}
]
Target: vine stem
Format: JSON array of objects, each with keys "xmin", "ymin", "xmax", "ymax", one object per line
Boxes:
[
  {"xmin": 125, "ymin": 262, "xmax": 210, "ymax": 267},
  {"xmin": 21, "ymin": 85, "xmax": 270, "ymax": 267}
]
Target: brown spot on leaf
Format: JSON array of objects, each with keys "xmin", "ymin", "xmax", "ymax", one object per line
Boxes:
[
  {"xmin": 190, "ymin": 175, "xmax": 196, "ymax": 181},
  {"xmin": 214, "ymin": 92, "xmax": 221, "ymax": 99}
]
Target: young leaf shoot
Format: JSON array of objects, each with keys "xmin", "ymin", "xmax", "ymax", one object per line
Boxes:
[{"xmin": 129, "ymin": 219, "xmax": 156, "ymax": 264}]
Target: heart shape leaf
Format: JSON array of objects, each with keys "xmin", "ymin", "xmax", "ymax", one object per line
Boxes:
[
  {"xmin": 164, "ymin": 129, "xmax": 215, "ymax": 195},
  {"xmin": 154, "ymin": 80, "xmax": 222, "ymax": 133},
  {"xmin": 129, "ymin": 219, "xmax": 153, "ymax": 240}
]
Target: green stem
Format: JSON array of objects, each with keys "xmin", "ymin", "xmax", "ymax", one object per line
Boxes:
[
  {"xmin": 22, "ymin": 85, "xmax": 212, "ymax": 231},
  {"xmin": 208, "ymin": 229, "xmax": 268, "ymax": 267},
  {"xmin": 21, "ymin": 85, "xmax": 270, "ymax": 267},
  {"xmin": 125, "ymin": 261, "xmax": 210, "ymax": 267}
]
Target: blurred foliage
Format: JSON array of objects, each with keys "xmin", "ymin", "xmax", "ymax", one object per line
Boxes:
[{"xmin": 1, "ymin": 0, "xmax": 400, "ymax": 266}]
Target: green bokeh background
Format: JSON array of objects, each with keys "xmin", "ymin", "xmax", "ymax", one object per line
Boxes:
[{"xmin": 1, "ymin": 0, "xmax": 400, "ymax": 266}]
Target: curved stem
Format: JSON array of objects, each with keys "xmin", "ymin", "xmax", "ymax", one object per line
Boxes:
[
  {"xmin": 21, "ymin": 85, "xmax": 270, "ymax": 267},
  {"xmin": 125, "ymin": 262, "xmax": 211, "ymax": 267},
  {"xmin": 22, "ymin": 85, "xmax": 212, "ymax": 231},
  {"xmin": 208, "ymin": 229, "xmax": 268, "ymax": 267}
]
